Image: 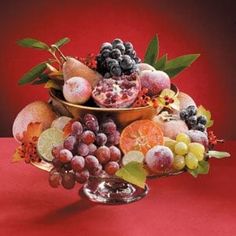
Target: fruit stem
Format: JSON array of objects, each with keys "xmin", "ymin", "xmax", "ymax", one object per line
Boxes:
[
  {"xmin": 48, "ymin": 49, "xmax": 62, "ymax": 67},
  {"xmin": 51, "ymin": 44, "xmax": 67, "ymax": 62}
]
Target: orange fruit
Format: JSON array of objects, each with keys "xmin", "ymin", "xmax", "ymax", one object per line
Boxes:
[{"xmin": 120, "ymin": 120, "xmax": 164, "ymax": 154}]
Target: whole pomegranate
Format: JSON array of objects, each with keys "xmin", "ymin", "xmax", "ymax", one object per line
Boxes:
[{"xmin": 92, "ymin": 73, "xmax": 141, "ymax": 108}]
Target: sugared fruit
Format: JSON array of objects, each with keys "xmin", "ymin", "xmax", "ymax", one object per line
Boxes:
[
  {"xmin": 63, "ymin": 76, "xmax": 92, "ymax": 104},
  {"xmin": 188, "ymin": 142, "xmax": 205, "ymax": 161},
  {"xmin": 145, "ymin": 145, "xmax": 174, "ymax": 173},
  {"xmin": 185, "ymin": 152, "xmax": 198, "ymax": 169},
  {"xmin": 139, "ymin": 70, "xmax": 170, "ymax": 96},
  {"xmin": 174, "ymin": 142, "xmax": 188, "ymax": 155},
  {"xmin": 120, "ymin": 119, "xmax": 164, "ymax": 154},
  {"xmin": 173, "ymin": 155, "xmax": 185, "ymax": 171}
]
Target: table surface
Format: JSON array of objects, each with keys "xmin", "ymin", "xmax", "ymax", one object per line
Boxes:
[{"xmin": 0, "ymin": 138, "xmax": 235, "ymax": 236}]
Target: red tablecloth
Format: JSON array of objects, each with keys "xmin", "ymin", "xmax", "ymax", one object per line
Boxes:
[{"xmin": 0, "ymin": 138, "xmax": 235, "ymax": 236}]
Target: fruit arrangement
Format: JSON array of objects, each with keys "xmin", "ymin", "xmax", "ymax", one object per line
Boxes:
[{"xmin": 12, "ymin": 35, "xmax": 230, "ymax": 202}]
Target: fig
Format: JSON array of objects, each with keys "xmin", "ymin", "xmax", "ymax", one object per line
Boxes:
[
  {"xmin": 139, "ymin": 70, "xmax": 170, "ymax": 96},
  {"xmin": 12, "ymin": 101, "xmax": 56, "ymax": 142},
  {"xmin": 63, "ymin": 76, "xmax": 92, "ymax": 104},
  {"xmin": 63, "ymin": 57, "xmax": 102, "ymax": 87},
  {"xmin": 92, "ymin": 73, "xmax": 141, "ymax": 108}
]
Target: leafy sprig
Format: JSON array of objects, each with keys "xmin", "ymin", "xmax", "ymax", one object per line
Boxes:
[
  {"xmin": 188, "ymin": 151, "xmax": 230, "ymax": 178},
  {"xmin": 17, "ymin": 37, "xmax": 70, "ymax": 86},
  {"xmin": 144, "ymin": 34, "xmax": 200, "ymax": 78}
]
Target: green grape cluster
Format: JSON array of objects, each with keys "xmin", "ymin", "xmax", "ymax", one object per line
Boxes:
[{"xmin": 164, "ymin": 133, "xmax": 205, "ymax": 171}]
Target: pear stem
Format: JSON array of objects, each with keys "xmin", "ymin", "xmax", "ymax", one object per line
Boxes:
[
  {"xmin": 48, "ymin": 49, "xmax": 62, "ymax": 67},
  {"xmin": 51, "ymin": 44, "xmax": 67, "ymax": 62}
]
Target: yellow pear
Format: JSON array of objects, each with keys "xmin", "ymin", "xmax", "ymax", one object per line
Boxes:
[{"xmin": 62, "ymin": 57, "xmax": 102, "ymax": 88}]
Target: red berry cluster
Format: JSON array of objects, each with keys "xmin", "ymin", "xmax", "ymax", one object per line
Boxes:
[
  {"xmin": 79, "ymin": 53, "xmax": 97, "ymax": 70},
  {"xmin": 48, "ymin": 114, "xmax": 122, "ymax": 190},
  {"xmin": 208, "ymin": 130, "xmax": 224, "ymax": 150},
  {"xmin": 132, "ymin": 88, "xmax": 158, "ymax": 108}
]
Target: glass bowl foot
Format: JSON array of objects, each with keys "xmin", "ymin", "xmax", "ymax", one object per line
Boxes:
[{"xmin": 83, "ymin": 177, "xmax": 149, "ymax": 205}]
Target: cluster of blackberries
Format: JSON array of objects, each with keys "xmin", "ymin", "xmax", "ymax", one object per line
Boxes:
[
  {"xmin": 180, "ymin": 105, "xmax": 207, "ymax": 132},
  {"xmin": 96, "ymin": 38, "xmax": 141, "ymax": 77}
]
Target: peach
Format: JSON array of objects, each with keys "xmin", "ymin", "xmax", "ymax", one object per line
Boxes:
[
  {"xmin": 63, "ymin": 76, "xmax": 92, "ymax": 104},
  {"xmin": 139, "ymin": 70, "xmax": 170, "ymax": 96},
  {"xmin": 63, "ymin": 57, "xmax": 102, "ymax": 88},
  {"xmin": 12, "ymin": 101, "xmax": 56, "ymax": 142},
  {"xmin": 153, "ymin": 115, "xmax": 189, "ymax": 139}
]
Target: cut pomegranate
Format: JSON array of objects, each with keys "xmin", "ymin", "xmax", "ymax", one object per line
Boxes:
[{"xmin": 92, "ymin": 73, "xmax": 141, "ymax": 108}]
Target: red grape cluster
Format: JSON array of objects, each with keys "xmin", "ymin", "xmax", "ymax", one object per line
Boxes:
[{"xmin": 48, "ymin": 114, "xmax": 122, "ymax": 189}]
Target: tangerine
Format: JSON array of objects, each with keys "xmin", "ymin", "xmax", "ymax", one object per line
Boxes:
[{"xmin": 120, "ymin": 120, "xmax": 164, "ymax": 154}]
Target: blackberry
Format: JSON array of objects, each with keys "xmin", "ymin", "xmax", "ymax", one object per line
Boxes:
[{"xmin": 96, "ymin": 38, "xmax": 141, "ymax": 77}]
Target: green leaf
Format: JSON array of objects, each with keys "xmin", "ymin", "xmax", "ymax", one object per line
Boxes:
[
  {"xmin": 17, "ymin": 38, "xmax": 49, "ymax": 50},
  {"xmin": 18, "ymin": 62, "xmax": 47, "ymax": 85},
  {"xmin": 32, "ymin": 74, "xmax": 49, "ymax": 85},
  {"xmin": 44, "ymin": 80, "xmax": 61, "ymax": 90},
  {"xmin": 197, "ymin": 105, "xmax": 214, "ymax": 128},
  {"xmin": 115, "ymin": 161, "xmax": 147, "ymax": 188},
  {"xmin": 54, "ymin": 37, "xmax": 70, "ymax": 48},
  {"xmin": 154, "ymin": 54, "xmax": 167, "ymax": 70},
  {"xmin": 187, "ymin": 168, "xmax": 198, "ymax": 178},
  {"xmin": 187, "ymin": 160, "xmax": 209, "ymax": 177},
  {"xmin": 197, "ymin": 160, "xmax": 209, "ymax": 174},
  {"xmin": 207, "ymin": 150, "xmax": 230, "ymax": 159},
  {"xmin": 144, "ymin": 34, "xmax": 159, "ymax": 65},
  {"xmin": 164, "ymin": 54, "xmax": 200, "ymax": 78}
]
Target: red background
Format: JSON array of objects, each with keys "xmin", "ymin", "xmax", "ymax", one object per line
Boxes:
[{"xmin": 0, "ymin": 0, "xmax": 235, "ymax": 139}]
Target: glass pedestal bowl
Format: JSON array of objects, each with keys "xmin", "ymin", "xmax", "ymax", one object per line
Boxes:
[
  {"xmin": 37, "ymin": 85, "xmax": 180, "ymax": 204},
  {"xmin": 83, "ymin": 175, "xmax": 149, "ymax": 204},
  {"xmin": 32, "ymin": 160, "xmax": 149, "ymax": 204},
  {"xmin": 32, "ymin": 160, "xmax": 184, "ymax": 205}
]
